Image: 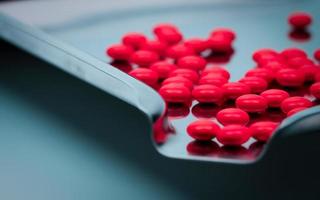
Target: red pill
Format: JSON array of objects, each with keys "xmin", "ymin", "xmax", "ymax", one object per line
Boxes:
[
  {"xmin": 140, "ymin": 40, "xmax": 167, "ymax": 56},
  {"xmin": 162, "ymin": 76, "xmax": 193, "ymax": 90},
  {"xmin": 106, "ymin": 44, "xmax": 134, "ymax": 61},
  {"xmin": 222, "ymin": 82, "xmax": 251, "ymax": 100},
  {"xmin": 166, "ymin": 44, "xmax": 195, "ymax": 60},
  {"xmin": 153, "ymin": 23, "xmax": 179, "ymax": 34},
  {"xmin": 287, "ymin": 107, "xmax": 308, "ymax": 117},
  {"xmin": 201, "ymin": 66, "xmax": 230, "ymax": 80},
  {"xmin": 287, "ymin": 57, "xmax": 313, "ymax": 69},
  {"xmin": 245, "ymin": 68, "xmax": 273, "ymax": 83},
  {"xmin": 177, "ymin": 56, "xmax": 207, "ymax": 71},
  {"xmin": 281, "ymin": 96, "xmax": 313, "ymax": 113},
  {"xmin": 216, "ymin": 108, "xmax": 249, "ymax": 126},
  {"xmin": 210, "ymin": 28, "xmax": 236, "ymax": 41},
  {"xmin": 184, "ymin": 38, "xmax": 208, "ymax": 53},
  {"xmin": 276, "ymin": 68, "xmax": 305, "ymax": 87},
  {"xmin": 159, "ymin": 83, "xmax": 191, "ymax": 103},
  {"xmin": 236, "ymin": 94, "xmax": 268, "ymax": 113},
  {"xmin": 281, "ymin": 48, "xmax": 307, "ymax": 60},
  {"xmin": 300, "ymin": 64, "xmax": 319, "ymax": 81},
  {"xmin": 155, "ymin": 28, "xmax": 183, "ymax": 45},
  {"xmin": 130, "ymin": 50, "xmax": 159, "ymax": 67},
  {"xmin": 207, "ymin": 35, "xmax": 233, "ymax": 52},
  {"xmin": 129, "ymin": 68, "xmax": 159, "ymax": 86},
  {"xmin": 288, "ymin": 12, "xmax": 313, "ymax": 29},
  {"xmin": 239, "ymin": 76, "xmax": 268, "ymax": 94},
  {"xmin": 252, "ymin": 49, "xmax": 278, "ymax": 63},
  {"xmin": 314, "ymin": 49, "xmax": 320, "ymax": 62},
  {"xmin": 310, "ymin": 82, "xmax": 320, "ymax": 99},
  {"xmin": 192, "ymin": 84, "xmax": 224, "ymax": 104},
  {"xmin": 122, "ymin": 32, "xmax": 147, "ymax": 49},
  {"xmin": 187, "ymin": 119, "xmax": 220, "ymax": 141},
  {"xmin": 316, "ymin": 72, "xmax": 320, "ymax": 82},
  {"xmin": 261, "ymin": 61, "xmax": 287, "ymax": 72},
  {"xmin": 250, "ymin": 121, "xmax": 278, "ymax": 142},
  {"xmin": 150, "ymin": 61, "xmax": 177, "ymax": 79},
  {"xmin": 169, "ymin": 68, "xmax": 199, "ymax": 83},
  {"xmin": 216, "ymin": 125, "xmax": 252, "ymax": 146},
  {"xmin": 198, "ymin": 74, "xmax": 228, "ymax": 87},
  {"xmin": 260, "ymin": 89, "xmax": 290, "ymax": 108}
]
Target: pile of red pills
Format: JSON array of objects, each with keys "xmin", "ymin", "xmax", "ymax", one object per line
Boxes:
[{"xmin": 106, "ymin": 12, "xmax": 320, "ymax": 153}]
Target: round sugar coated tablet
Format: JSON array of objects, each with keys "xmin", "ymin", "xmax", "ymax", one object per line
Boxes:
[
  {"xmin": 201, "ymin": 66, "xmax": 230, "ymax": 80},
  {"xmin": 169, "ymin": 69, "xmax": 199, "ymax": 83},
  {"xmin": 159, "ymin": 83, "xmax": 191, "ymax": 103},
  {"xmin": 239, "ymin": 76, "xmax": 268, "ymax": 94},
  {"xmin": 210, "ymin": 28, "xmax": 236, "ymax": 41},
  {"xmin": 192, "ymin": 84, "xmax": 224, "ymax": 104},
  {"xmin": 106, "ymin": 44, "xmax": 134, "ymax": 60},
  {"xmin": 140, "ymin": 40, "xmax": 167, "ymax": 56},
  {"xmin": 207, "ymin": 35, "xmax": 233, "ymax": 52},
  {"xmin": 187, "ymin": 120, "xmax": 220, "ymax": 141},
  {"xmin": 222, "ymin": 82, "xmax": 251, "ymax": 100},
  {"xmin": 150, "ymin": 61, "xmax": 177, "ymax": 79},
  {"xmin": 250, "ymin": 121, "xmax": 278, "ymax": 142},
  {"xmin": 166, "ymin": 44, "xmax": 195, "ymax": 60},
  {"xmin": 236, "ymin": 94, "xmax": 268, "ymax": 113},
  {"xmin": 288, "ymin": 12, "xmax": 313, "ymax": 29},
  {"xmin": 177, "ymin": 55, "xmax": 207, "ymax": 71},
  {"xmin": 162, "ymin": 76, "xmax": 193, "ymax": 90},
  {"xmin": 156, "ymin": 28, "xmax": 183, "ymax": 45},
  {"xmin": 198, "ymin": 74, "xmax": 228, "ymax": 87},
  {"xmin": 260, "ymin": 89, "xmax": 290, "ymax": 108},
  {"xmin": 252, "ymin": 49, "xmax": 278, "ymax": 63},
  {"xmin": 129, "ymin": 68, "xmax": 159, "ymax": 86},
  {"xmin": 184, "ymin": 38, "xmax": 208, "ymax": 53},
  {"xmin": 245, "ymin": 68, "xmax": 273, "ymax": 83},
  {"xmin": 276, "ymin": 68, "xmax": 305, "ymax": 87},
  {"xmin": 281, "ymin": 48, "xmax": 307, "ymax": 60},
  {"xmin": 122, "ymin": 32, "xmax": 147, "ymax": 49},
  {"xmin": 281, "ymin": 96, "xmax": 313, "ymax": 113},
  {"xmin": 130, "ymin": 50, "xmax": 159, "ymax": 67}
]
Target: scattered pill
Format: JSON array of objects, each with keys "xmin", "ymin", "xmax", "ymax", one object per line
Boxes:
[
  {"xmin": 162, "ymin": 76, "xmax": 193, "ymax": 90},
  {"xmin": 281, "ymin": 48, "xmax": 307, "ymax": 60},
  {"xmin": 281, "ymin": 96, "xmax": 313, "ymax": 113},
  {"xmin": 288, "ymin": 12, "xmax": 313, "ymax": 29},
  {"xmin": 166, "ymin": 44, "xmax": 195, "ymax": 60},
  {"xmin": 287, "ymin": 107, "xmax": 308, "ymax": 117},
  {"xmin": 192, "ymin": 84, "xmax": 224, "ymax": 104},
  {"xmin": 245, "ymin": 68, "xmax": 273, "ymax": 82},
  {"xmin": 184, "ymin": 38, "xmax": 208, "ymax": 54},
  {"xmin": 260, "ymin": 89, "xmax": 290, "ymax": 108},
  {"xmin": 140, "ymin": 40, "xmax": 167, "ymax": 56},
  {"xmin": 201, "ymin": 66, "xmax": 230, "ymax": 80},
  {"xmin": 216, "ymin": 125, "xmax": 252, "ymax": 146},
  {"xmin": 122, "ymin": 32, "xmax": 147, "ymax": 49},
  {"xmin": 210, "ymin": 28, "xmax": 236, "ymax": 41},
  {"xmin": 198, "ymin": 74, "xmax": 228, "ymax": 87},
  {"xmin": 207, "ymin": 35, "xmax": 233, "ymax": 52},
  {"xmin": 216, "ymin": 108, "xmax": 250, "ymax": 126},
  {"xmin": 169, "ymin": 68, "xmax": 199, "ymax": 83},
  {"xmin": 310, "ymin": 82, "xmax": 320, "ymax": 99},
  {"xmin": 250, "ymin": 121, "xmax": 278, "ymax": 142},
  {"xmin": 222, "ymin": 82, "xmax": 251, "ymax": 100},
  {"xmin": 239, "ymin": 76, "xmax": 268, "ymax": 94},
  {"xmin": 187, "ymin": 119, "xmax": 220, "ymax": 141},
  {"xmin": 314, "ymin": 49, "xmax": 320, "ymax": 62},
  {"xmin": 150, "ymin": 61, "xmax": 177, "ymax": 79},
  {"xmin": 129, "ymin": 68, "xmax": 159, "ymax": 86},
  {"xmin": 106, "ymin": 44, "xmax": 134, "ymax": 60},
  {"xmin": 177, "ymin": 55, "xmax": 207, "ymax": 71},
  {"xmin": 159, "ymin": 83, "xmax": 191, "ymax": 103},
  {"xmin": 276, "ymin": 68, "xmax": 305, "ymax": 87},
  {"xmin": 236, "ymin": 94, "xmax": 268, "ymax": 113},
  {"xmin": 130, "ymin": 50, "xmax": 159, "ymax": 67}
]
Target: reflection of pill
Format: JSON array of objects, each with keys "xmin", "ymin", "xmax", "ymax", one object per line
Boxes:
[
  {"xmin": 216, "ymin": 125, "xmax": 251, "ymax": 146},
  {"xmin": 129, "ymin": 68, "xmax": 159, "ymax": 86},
  {"xmin": 281, "ymin": 97, "xmax": 313, "ymax": 113},
  {"xmin": 192, "ymin": 84, "xmax": 224, "ymax": 104},
  {"xmin": 216, "ymin": 108, "xmax": 249, "ymax": 126},
  {"xmin": 187, "ymin": 119, "xmax": 220, "ymax": 141},
  {"xmin": 106, "ymin": 44, "xmax": 134, "ymax": 60},
  {"xmin": 236, "ymin": 94, "xmax": 268, "ymax": 113},
  {"xmin": 260, "ymin": 89, "xmax": 290, "ymax": 108},
  {"xmin": 159, "ymin": 83, "xmax": 191, "ymax": 103},
  {"xmin": 250, "ymin": 121, "xmax": 278, "ymax": 142}
]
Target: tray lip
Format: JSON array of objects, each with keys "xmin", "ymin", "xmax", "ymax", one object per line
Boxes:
[{"xmin": 0, "ymin": 12, "xmax": 165, "ymax": 122}]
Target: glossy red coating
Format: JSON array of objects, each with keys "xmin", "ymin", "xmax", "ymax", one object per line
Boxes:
[
  {"xmin": 216, "ymin": 108, "xmax": 250, "ymax": 126},
  {"xmin": 130, "ymin": 50, "xmax": 159, "ymax": 67},
  {"xmin": 159, "ymin": 83, "xmax": 191, "ymax": 103},
  {"xmin": 184, "ymin": 38, "xmax": 208, "ymax": 54},
  {"xmin": 287, "ymin": 107, "xmax": 308, "ymax": 117},
  {"xmin": 222, "ymin": 82, "xmax": 251, "ymax": 100},
  {"xmin": 187, "ymin": 119, "xmax": 220, "ymax": 141},
  {"xmin": 207, "ymin": 35, "xmax": 233, "ymax": 52},
  {"xmin": 153, "ymin": 23, "xmax": 179, "ymax": 34},
  {"xmin": 281, "ymin": 96, "xmax": 313, "ymax": 113},
  {"xmin": 140, "ymin": 40, "xmax": 167, "ymax": 57},
  {"xmin": 122, "ymin": 32, "xmax": 147, "ymax": 49},
  {"xmin": 177, "ymin": 55, "xmax": 207, "ymax": 71},
  {"xmin": 198, "ymin": 74, "xmax": 228, "ymax": 87},
  {"xmin": 245, "ymin": 68, "xmax": 273, "ymax": 82},
  {"xmin": 280, "ymin": 48, "xmax": 307, "ymax": 60},
  {"xmin": 250, "ymin": 121, "xmax": 278, "ymax": 142},
  {"xmin": 310, "ymin": 82, "xmax": 320, "ymax": 99},
  {"xmin": 216, "ymin": 125, "xmax": 252, "ymax": 146},
  {"xmin": 129, "ymin": 68, "xmax": 159, "ymax": 86},
  {"xmin": 210, "ymin": 28, "xmax": 236, "ymax": 41},
  {"xmin": 300, "ymin": 64, "xmax": 319, "ymax": 82},
  {"xmin": 287, "ymin": 57, "xmax": 314, "ymax": 69},
  {"xmin": 156, "ymin": 28, "xmax": 183, "ymax": 45},
  {"xmin": 201, "ymin": 66, "xmax": 230, "ymax": 80},
  {"xmin": 316, "ymin": 72, "xmax": 320, "ymax": 82},
  {"xmin": 239, "ymin": 76, "xmax": 268, "ymax": 94},
  {"xmin": 150, "ymin": 61, "xmax": 177, "ymax": 79},
  {"xmin": 166, "ymin": 44, "xmax": 195, "ymax": 60},
  {"xmin": 314, "ymin": 49, "xmax": 320, "ymax": 62},
  {"xmin": 169, "ymin": 68, "xmax": 199, "ymax": 83},
  {"xmin": 162, "ymin": 76, "xmax": 193, "ymax": 90},
  {"xmin": 236, "ymin": 94, "xmax": 268, "ymax": 113},
  {"xmin": 106, "ymin": 44, "xmax": 134, "ymax": 60},
  {"xmin": 252, "ymin": 49, "xmax": 278, "ymax": 63},
  {"xmin": 276, "ymin": 68, "xmax": 305, "ymax": 87},
  {"xmin": 261, "ymin": 61, "xmax": 287, "ymax": 72},
  {"xmin": 260, "ymin": 89, "xmax": 290, "ymax": 108},
  {"xmin": 192, "ymin": 84, "xmax": 224, "ymax": 104},
  {"xmin": 288, "ymin": 12, "xmax": 313, "ymax": 29}
]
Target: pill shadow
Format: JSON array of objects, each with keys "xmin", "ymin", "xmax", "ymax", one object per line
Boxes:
[{"xmin": 1, "ymin": 40, "xmax": 320, "ymax": 200}]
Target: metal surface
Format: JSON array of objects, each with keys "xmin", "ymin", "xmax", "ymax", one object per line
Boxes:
[{"xmin": 0, "ymin": 0, "xmax": 320, "ymax": 164}]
